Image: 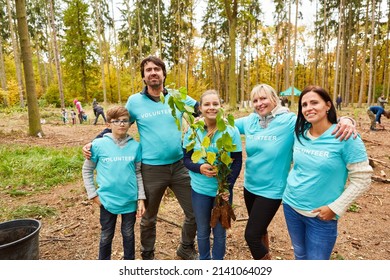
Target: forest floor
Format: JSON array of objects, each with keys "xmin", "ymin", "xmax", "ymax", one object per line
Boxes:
[{"xmin": 0, "ymin": 106, "xmax": 389, "ymax": 260}]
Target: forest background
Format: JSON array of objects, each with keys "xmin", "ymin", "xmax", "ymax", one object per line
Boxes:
[{"xmin": 0, "ymin": 0, "xmax": 389, "ymax": 136}]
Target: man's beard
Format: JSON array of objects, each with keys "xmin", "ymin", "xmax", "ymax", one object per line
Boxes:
[{"xmin": 146, "ymin": 77, "xmax": 162, "ymax": 89}]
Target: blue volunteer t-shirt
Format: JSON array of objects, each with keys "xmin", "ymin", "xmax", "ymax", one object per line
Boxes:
[
  {"xmin": 126, "ymin": 89, "xmax": 196, "ymax": 165},
  {"xmin": 91, "ymin": 136, "xmax": 141, "ymax": 214},
  {"xmin": 282, "ymin": 124, "xmax": 368, "ymax": 211},
  {"xmin": 235, "ymin": 112, "xmax": 296, "ymax": 199},
  {"xmin": 182, "ymin": 126, "xmax": 242, "ymax": 197}
]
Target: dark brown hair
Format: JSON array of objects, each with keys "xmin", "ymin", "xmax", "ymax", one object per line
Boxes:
[
  {"xmin": 140, "ymin": 56, "xmax": 167, "ymax": 82},
  {"xmin": 295, "ymin": 85, "xmax": 337, "ymax": 143}
]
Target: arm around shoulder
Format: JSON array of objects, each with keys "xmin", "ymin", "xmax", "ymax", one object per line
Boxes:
[{"xmin": 328, "ymin": 160, "xmax": 373, "ymax": 217}]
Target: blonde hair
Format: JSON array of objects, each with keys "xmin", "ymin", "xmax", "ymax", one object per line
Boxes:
[
  {"xmin": 200, "ymin": 89, "xmax": 221, "ymax": 106},
  {"xmin": 250, "ymin": 84, "xmax": 281, "ymax": 107}
]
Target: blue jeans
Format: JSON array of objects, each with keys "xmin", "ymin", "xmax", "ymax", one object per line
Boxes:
[
  {"xmin": 99, "ymin": 206, "xmax": 136, "ymax": 260},
  {"xmin": 192, "ymin": 189, "xmax": 226, "ymax": 260},
  {"xmin": 283, "ymin": 203, "xmax": 338, "ymax": 260}
]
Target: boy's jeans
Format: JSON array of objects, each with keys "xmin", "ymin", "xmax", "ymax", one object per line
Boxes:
[{"xmin": 99, "ymin": 206, "xmax": 136, "ymax": 260}]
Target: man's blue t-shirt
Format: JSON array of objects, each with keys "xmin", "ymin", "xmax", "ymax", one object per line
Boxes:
[{"xmin": 125, "ymin": 89, "xmax": 196, "ymax": 165}]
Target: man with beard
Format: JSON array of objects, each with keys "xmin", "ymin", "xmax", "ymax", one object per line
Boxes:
[{"xmin": 84, "ymin": 56, "xmax": 198, "ymax": 260}]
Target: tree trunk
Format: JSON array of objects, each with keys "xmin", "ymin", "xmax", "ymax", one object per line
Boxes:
[
  {"xmin": 285, "ymin": 0, "xmax": 291, "ymax": 91},
  {"xmin": 158, "ymin": 0, "xmax": 162, "ymax": 58},
  {"xmin": 367, "ymin": 0, "xmax": 376, "ymax": 106},
  {"xmin": 0, "ymin": 34, "xmax": 8, "ymax": 106},
  {"xmin": 223, "ymin": 0, "xmax": 238, "ymax": 109},
  {"xmin": 49, "ymin": 0, "xmax": 65, "ymax": 108},
  {"xmin": 6, "ymin": 0, "xmax": 25, "ymax": 107},
  {"xmin": 322, "ymin": 0, "xmax": 328, "ymax": 88},
  {"xmin": 94, "ymin": 0, "xmax": 107, "ymax": 104},
  {"xmin": 111, "ymin": 0, "xmax": 121, "ymax": 103},
  {"xmin": 239, "ymin": 28, "xmax": 245, "ymax": 107},
  {"xmin": 290, "ymin": 0, "xmax": 298, "ymax": 107},
  {"xmin": 358, "ymin": 0, "xmax": 370, "ymax": 107},
  {"xmin": 333, "ymin": 0, "xmax": 343, "ymax": 103},
  {"xmin": 125, "ymin": 1, "xmax": 135, "ymax": 96},
  {"xmin": 384, "ymin": 4, "xmax": 390, "ymax": 99},
  {"xmin": 14, "ymin": 0, "xmax": 43, "ymax": 136}
]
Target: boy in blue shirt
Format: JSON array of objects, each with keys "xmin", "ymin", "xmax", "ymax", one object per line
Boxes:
[{"xmin": 82, "ymin": 106, "xmax": 145, "ymax": 260}]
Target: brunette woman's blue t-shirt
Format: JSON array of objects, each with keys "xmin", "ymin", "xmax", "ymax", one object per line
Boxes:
[
  {"xmin": 235, "ymin": 112, "xmax": 296, "ymax": 199},
  {"xmin": 182, "ymin": 126, "xmax": 242, "ymax": 197},
  {"xmin": 282, "ymin": 124, "xmax": 368, "ymax": 211},
  {"xmin": 126, "ymin": 90, "xmax": 196, "ymax": 165},
  {"xmin": 91, "ymin": 135, "xmax": 141, "ymax": 214}
]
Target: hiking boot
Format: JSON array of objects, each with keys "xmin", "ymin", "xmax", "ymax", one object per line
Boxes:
[
  {"xmin": 176, "ymin": 244, "xmax": 198, "ymax": 260},
  {"xmin": 370, "ymin": 126, "xmax": 378, "ymax": 131},
  {"xmin": 141, "ymin": 250, "xmax": 155, "ymax": 260}
]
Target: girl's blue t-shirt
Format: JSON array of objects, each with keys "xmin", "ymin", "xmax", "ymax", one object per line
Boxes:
[
  {"xmin": 182, "ymin": 126, "xmax": 242, "ymax": 197},
  {"xmin": 235, "ymin": 112, "xmax": 296, "ymax": 199},
  {"xmin": 91, "ymin": 136, "xmax": 141, "ymax": 214},
  {"xmin": 282, "ymin": 124, "xmax": 368, "ymax": 211},
  {"xmin": 126, "ymin": 90, "xmax": 196, "ymax": 165}
]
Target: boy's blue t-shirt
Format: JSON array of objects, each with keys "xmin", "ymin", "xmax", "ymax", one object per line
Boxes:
[
  {"xmin": 91, "ymin": 136, "xmax": 141, "ymax": 214},
  {"xmin": 235, "ymin": 112, "xmax": 296, "ymax": 199},
  {"xmin": 182, "ymin": 126, "xmax": 242, "ymax": 197},
  {"xmin": 126, "ymin": 89, "xmax": 196, "ymax": 165},
  {"xmin": 282, "ymin": 124, "xmax": 368, "ymax": 211}
]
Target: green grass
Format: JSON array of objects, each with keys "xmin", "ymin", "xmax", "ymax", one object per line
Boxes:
[
  {"xmin": 0, "ymin": 205, "xmax": 57, "ymax": 221},
  {"xmin": 0, "ymin": 145, "xmax": 84, "ymax": 193}
]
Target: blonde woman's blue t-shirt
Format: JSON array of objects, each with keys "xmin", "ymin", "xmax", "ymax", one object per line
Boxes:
[
  {"xmin": 235, "ymin": 112, "xmax": 296, "ymax": 199},
  {"xmin": 91, "ymin": 136, "xmax": 141, "ymax": 214},
  {"xmin": 282, "ymin": 124, "xmax": 368, "ymax": 211},
  {"xmin": 182, "ymin": 126, "xmax": 242, "ymax": 197},
  {"xmin": 126, "ymin": 89, "xmax": 196, "ymax": 165}
]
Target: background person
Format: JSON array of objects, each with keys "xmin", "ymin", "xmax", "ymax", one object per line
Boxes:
[
  {"xmin": 282, "ymin": 85, "xmax": 372, "ymax": 260},
  {"xmin": 336, "ymin": 94, "xmax": 342, "ymax": 110},
  {"xmin": 61, "ymin": 108, "xmax": 68, "ymax": 124},
  {"xmin": 367, "ymin": 105, "xmax": 390, "ymax": 131},
  {"xmin": 92, "ymin": 98, "xmax": 98, "ymax": 116},
  {"xmin": 93, "ymin": 103, "xmax": 107, "ymax": 125},
  {"xmin": 73, "ymin": 99, "xmax": 84, "ymax": 124},
  {"xmin": 377, "ymin": 94, "xmax": 388, "ymax": 108},
  {"xmin": 82, "ymin": 106, "xmax": 146, "ymax": 260},
  {"xmin": 70, "ymin": 109, "xmax": 76, "ymax": 125}
]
